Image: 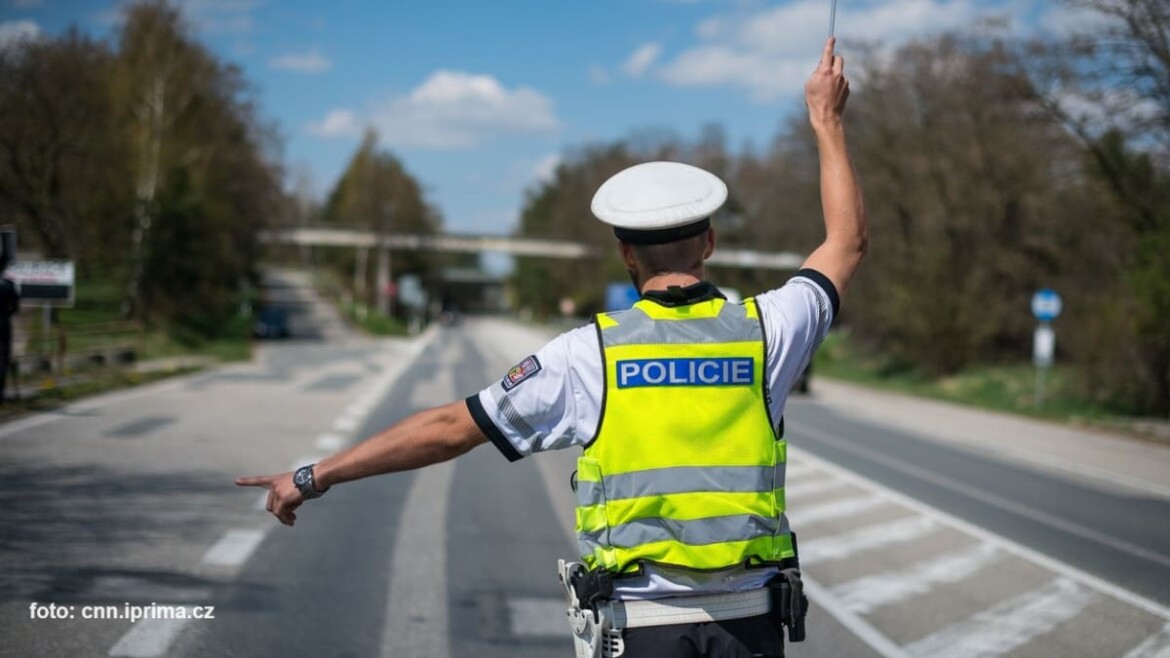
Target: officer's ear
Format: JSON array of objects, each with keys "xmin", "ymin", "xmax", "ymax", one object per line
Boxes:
[
  {"xmin": 702, "ymin": 228, "xmax": 716, "ymax": 261},
  {"xmin": 619, "ymin": 241, "xmax": 639, "ymax": 273}
]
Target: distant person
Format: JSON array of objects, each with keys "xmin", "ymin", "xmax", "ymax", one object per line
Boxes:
[
  {"xmin": 0, "ymin": 254, "xmax": 20, "ymax": 405},
  {"xmin": 239, "ymin": 37, "xmax": 865, "ymax": 657}
]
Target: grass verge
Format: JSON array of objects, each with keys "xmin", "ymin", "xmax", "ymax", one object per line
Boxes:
[{"xmin": 813, "ymin": 330, "xmax": 1152, "ymax": 432}]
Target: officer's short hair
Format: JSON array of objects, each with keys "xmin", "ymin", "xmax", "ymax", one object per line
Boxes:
[{"xmin": 628, "ymin": 231, "xmax": 708, "ymax": 275}]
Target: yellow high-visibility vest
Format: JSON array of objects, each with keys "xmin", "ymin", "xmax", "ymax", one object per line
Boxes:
[{"xmin": 576, "ymin": 296, "xmax": 794, "ymax": 575}]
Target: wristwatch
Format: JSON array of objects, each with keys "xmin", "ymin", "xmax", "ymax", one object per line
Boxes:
[{"xmin": 292, "ymin": 464, "xmax": 328, "ymax": 499}]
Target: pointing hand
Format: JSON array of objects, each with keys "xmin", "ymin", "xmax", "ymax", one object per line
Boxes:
[{"xmin": 236, "ymin": 473, "xmax": 303, "ymax": 526}]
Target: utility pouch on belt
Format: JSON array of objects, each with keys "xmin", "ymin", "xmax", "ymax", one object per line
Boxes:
[{"xmin": 769, "ymin": 568, "xmax": 808, "ymax": 643}]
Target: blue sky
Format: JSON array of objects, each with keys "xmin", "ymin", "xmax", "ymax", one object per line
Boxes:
[{"xmin": 3, "ymin": 0, "xmax": 1083, "ymax": 238}]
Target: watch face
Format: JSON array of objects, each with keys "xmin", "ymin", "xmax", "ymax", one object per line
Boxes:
[{"xmin": 293, "ymin": 467, "xmax": 311, "ymax": 487}]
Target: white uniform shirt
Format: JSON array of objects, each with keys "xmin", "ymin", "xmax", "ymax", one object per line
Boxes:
[{"xmin": 467, "ymin": 272, "xmax": 838, "ymax": 600}]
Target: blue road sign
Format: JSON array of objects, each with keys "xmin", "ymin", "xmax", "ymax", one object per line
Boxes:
[{"xmin": 1031, "ymin": 288, "xmax": 1063, "ymax": 322}]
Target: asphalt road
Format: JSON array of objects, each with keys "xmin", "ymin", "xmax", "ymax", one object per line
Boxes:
[{"xmin": 2, "ymin": 278, "xmax": 1167, "ymax": 657}]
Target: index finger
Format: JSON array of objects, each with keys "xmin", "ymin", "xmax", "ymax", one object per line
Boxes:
[
  {"xmin": 235, "ymin": 475, "xmax": 274, "ymax": 488},
  {"xmin": 821, "ymin": 37, "xmax": 836, "ymax": 68}
]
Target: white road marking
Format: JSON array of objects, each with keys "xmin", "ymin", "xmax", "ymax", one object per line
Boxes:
[
  {"xmin": 1123, "ymin": 621, "xmax": 1170, "ymax": 658},
  {"xmin": 314, "ymin": 432, "xmax": 345, "ymax": 452},
  {"xmin": 333, "ymin": 415, "xmax": 359, "ymax": 432},
  {"xmin": 800, "ymin": 516, "xmax": 938, "ymax": 565},
  {"xmin": 201, "ymin": 528, "xmax": 267, "ymax": 567},
  {"xmin": 89, "ymin": 575, "xmax": 211, "ymax": 603},
  {"xmin": 784, "ymin": 461, "xmax": 820, "ymax": 479},
  {"xmin": 801, "ymin": 576, "xmax": 910, "ymax": 658},
  {"xmin": 792, "ymin": 423, "xmax": 1170, "ymax": 569},
  {"xmin": 903, "ymin": 578, "xmax": 1097, "ymax": 658},
  {"xmin": 795, "ymin": 449, "xmax": 1170, "ymax": 620},
  {"xmin": 107, "ymin": 605, "xmax": 196, "ymax": 657},
  {"xmin": 788, "ymin": 449, "xmax": 1170, "ymax": 658},
  {"xmin": 383, "ymin": 363, "xmax": 454, "ymax": 658},
  {"xmin": 830, "ymin": 543, "xmax": 1001, "ymax": 614},
  {"xmin": 345, "ymin": 402, "xmax": 370, "ymax": 417},
  {"xmin": 382, "ymin": 460, "xmax": 455, "ymax": 658},
  {"xmin": 788, "ymin": 494, "xmax": 888, "ymax": 526},
  {"xmin": 508, "ymin": 597, "xmax": 570, "ymax": 638},
  {"xmin": 785, "ymin": 476, "xmax": 850, "ymax": 498}
]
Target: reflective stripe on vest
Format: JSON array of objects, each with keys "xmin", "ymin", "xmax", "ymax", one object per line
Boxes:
[{"xmin": 577, "ymin": 296, "xmax": 793, "ymax": 575}]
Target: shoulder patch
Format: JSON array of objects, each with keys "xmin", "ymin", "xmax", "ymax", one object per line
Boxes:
[{"xmin": 501, "ymin": 355, "xmax": 542, "ymax": 391}]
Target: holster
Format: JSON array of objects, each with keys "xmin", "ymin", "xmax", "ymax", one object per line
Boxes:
[
  {"xmin": 559, "ymin": 560, "xmax": 625, "ymax": 658},
  {"xmin": 769, "ymin": 568, "xmax": 809, "ymax": 643}
]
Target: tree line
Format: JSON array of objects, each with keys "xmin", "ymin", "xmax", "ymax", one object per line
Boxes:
[
  {"xmin": 0, "ymin": 1, "xmax": 286, "ymax": 338},
  {"xmin": 0, "ymin": 1, "xmax": 442, "ymax": 338},
  {"xmin": 514, "ymin": 0, "xmax": 1169, "ymax": 417}
]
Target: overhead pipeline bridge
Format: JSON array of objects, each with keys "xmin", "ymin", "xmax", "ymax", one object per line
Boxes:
[{"xmin": 261, "ymin": 227, "xmax": 806, "ymax": 270}]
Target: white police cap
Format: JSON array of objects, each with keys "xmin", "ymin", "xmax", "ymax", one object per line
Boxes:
[{"xmin": 591, "ymin": 161, "xmax": 727, "ymax": 245}]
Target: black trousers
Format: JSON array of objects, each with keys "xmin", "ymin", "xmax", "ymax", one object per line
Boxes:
[{"xmin": 620, "ymin": 613, "xmax": 785, "ymax": 657}]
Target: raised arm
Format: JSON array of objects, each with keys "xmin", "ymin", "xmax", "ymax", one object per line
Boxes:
[
  {"xmin": 236, "ymin": 400, "xmax": 488, "ymax": 526},
  {"xmin": 801, "ymin": 37, "xmax": 868, "ymax": 296}
]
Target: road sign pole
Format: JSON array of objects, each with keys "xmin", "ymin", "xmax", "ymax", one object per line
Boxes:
[
  {"xmin": 1030, "ymin": 290, "xmax": 1062, "ymax": 411},
  {"xmin": 1035, "ymin": 357, "xmax": 1046, "ymax": 410}
]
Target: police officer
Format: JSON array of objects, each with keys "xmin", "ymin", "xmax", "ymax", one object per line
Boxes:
[{"xmin": 238, "ymin": 36, "xmax": 863, "ymax": 658}]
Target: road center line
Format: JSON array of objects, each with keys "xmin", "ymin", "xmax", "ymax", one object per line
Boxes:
[
  {"xmin": 382, "ymin": 364, "xmax": 455, "ymax": 658},
  {"xmin": 381, "ymin": 460, "xmax": 455, "ymax": 658},
  {"xmin": 315, "ymin": 432, "xmax": 345, "ymax": 452},
  {"xmin": 201, "ymin": 528, "xmax": 267, "ymax": 567}
]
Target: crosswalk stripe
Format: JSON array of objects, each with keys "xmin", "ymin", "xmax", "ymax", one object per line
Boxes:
[
  {"xmin": 801, "ymin": 516, "xmax": 938, "ymax": 565},
  {"xmin": 1124, "ymin": 622, "xmax": 1170, "ymax": 658},
  {"xmin": 830, "ymin": 543, "xmax": 1000, "ymax": 614},
  {"xmin": 785, "ymin": 476, "xmax": 849, "ymax": 498},
  {"xmin": 788, "ymin": 494, "xmax": 888, "ymax": 526},
  {"xmin": 784, "ymin": 461, "xmax": 820, "ymax": 479},
  {"xmin": 903, "ymin": 578, "xmax": 1097, "ymax": 658}
]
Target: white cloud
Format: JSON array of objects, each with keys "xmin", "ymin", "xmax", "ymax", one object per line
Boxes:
[
  {"xmin": 623, "ymin": 42, "xmax": 663, "ymax": 77},
  {"xmin": 371, "ymin": 70, "xmax": 560, "ymax": 149},
  {"xmin": 0, "ymin": 19, "xmax": 39, "ymax": 50},
  {"xmin": 307, "ymin": 71, "xmax": 560, "ymax": 149},
  {"xmin": 658, "ymin": 0, "xmax": 986, "ymax": 101},
  {"xmin": 532, "ymin": 153, "xmax": 561, "ymax": 182},
  {"xmin": 307, "ymin": 109, "xmax": 361, "ymax": 138},
  {"xmin": 269, "ymin": 49, "xmax": 331, "ymax": 73},
  {"xmin": 589, "ymin": 64, "xmax": 611, "ymax": 85}
]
